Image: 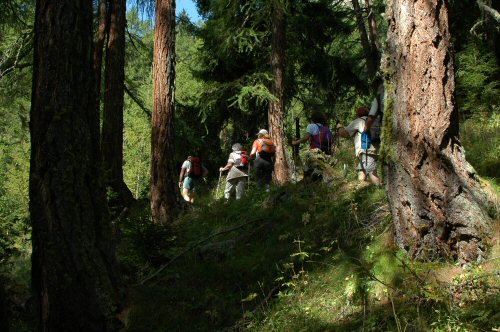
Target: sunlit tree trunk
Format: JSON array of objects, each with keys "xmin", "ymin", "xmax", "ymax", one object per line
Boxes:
[
  {"xmin": 385, "ymin": 0, "xmax": 491, "ymax": 263},
  {"xmin": 102, "ymin": 0, "xmax": 134, "ymax": 207},
  {"xmin": 268, "ymin": 0, "xmax": 291, "ymax": 184},
  {"xmin": 151, "ymin": 0, "xmax": 178, "ymax": 223},
  {"xmin": 30, "ymin": 0, "xmax": 120, "ymax": 330}
]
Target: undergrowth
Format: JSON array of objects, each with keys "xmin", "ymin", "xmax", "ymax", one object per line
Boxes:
[{"xmin": 119, "ymin": 165, "xmax": 500, "ymax": 331}]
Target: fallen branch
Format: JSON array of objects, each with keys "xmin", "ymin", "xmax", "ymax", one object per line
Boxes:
[
  {"xmin": 124, "ymin": 84, "xmax": 151, "ymax": 119},
  {"xmin": 140, "ymin": 217, "xmax": 263, "ymax": 285},
  {"xmin": 477, "ymin": 0, "xmax": 500, "ymax": 23}
]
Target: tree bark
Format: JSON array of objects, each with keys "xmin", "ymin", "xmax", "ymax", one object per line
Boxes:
[
  {"xmin": 151, "ymin": 0, "xmax": 178, "ymax": 223},
  {"xmin": 364, "ymin": 0, "xmax": 380, "ymax": 69},
  {"xmin": 352, "ymin": 0, "xmax": 377, "ymax": 79},
  {"xmin": 268, "ymin": 0, "xmax": 291, "ymax": 184},
  {"xmin": 30, "ymin": 0, "xmax": 120, "ymax": 330},
  {"xmin": 93, "ymin": 0, "xmax": 108, "ymax": 110},
  {"xmin": 102, "ymin": 0, "xmax": 134, "ymax": 207},
  {"xmin": 385, "ymin": 0, "xmax": 491, "ymax": 263}
]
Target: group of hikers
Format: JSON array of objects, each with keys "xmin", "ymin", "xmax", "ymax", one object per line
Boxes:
[
  {"xmin": 179, "ymin": 83, "xmax": 385, "ymax": 204},
  {"xmin": 178, "ymin": 129, "xmax": 276, "ymax": 204}
]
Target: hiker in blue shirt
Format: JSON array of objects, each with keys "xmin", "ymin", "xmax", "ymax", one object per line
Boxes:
[
  {"xmin": 291, "ymin": 111, "xmax": 332, "ymax": 154},
  {"xmin": 337, "ymin": 107, "xmax": 380, "ymax": 186}
]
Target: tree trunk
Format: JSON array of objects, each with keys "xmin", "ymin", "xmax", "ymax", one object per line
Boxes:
[
  {"xmin": 151, "ymin": 0, "xmax": 178, "ymax": 224},
  {"xmin": 352, "ymin": 0, "xmax": 377, "ymax": 79},
  {"xmin": 30, "ymin": 0, "xmax": 120, "ymax": 330},
  {"xmin": 385, "ymin": 0, "xmax": 491, "ymax": 263},
  {"xmin": 93, "ymin": 0, "xmax": 108, "ymax": 111},
  {"xmin": 102, "ymin": 0, "xmax": 134, "ymax": 207},
  {"xmin": 364, "ymin": 0, "xmax": 380, "ymax": 59},
  {"xmin": 268, "ymin": 0, "xmax": 291, "ymax": 184}
]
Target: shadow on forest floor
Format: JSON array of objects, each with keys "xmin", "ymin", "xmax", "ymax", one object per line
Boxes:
[{"xmin": 117, "ymin": 180, "xmax": 500, "ymax": 332}]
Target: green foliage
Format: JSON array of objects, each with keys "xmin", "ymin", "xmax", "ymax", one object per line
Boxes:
[
  {"xmin": 461, "ymin": 112, "xmax": 500, "ymax": 181},
  {"xmin": 115, "ymin": 200, "xmax": 177, "ymax": 282},
  {"xmin": 455, "ymin": 40, "xmax": 500, "ymax": 118}
]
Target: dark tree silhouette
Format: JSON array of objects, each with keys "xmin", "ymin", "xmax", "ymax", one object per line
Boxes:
[
  {"xmin": 102, "ymin": 0, "xmax": 135, "ymax": 207},
  {"xmin": 30, "ymin": 0, "xmax": 120, "ymax": 330}
]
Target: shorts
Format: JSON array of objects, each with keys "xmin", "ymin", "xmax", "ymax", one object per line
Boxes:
[
  {"xmin": 357, "ymin": 154, "xmax": 377, "ymax": 174},
  {"xmin": 183, "ymin": 176, "xmax": 197, "ymax": 190}
]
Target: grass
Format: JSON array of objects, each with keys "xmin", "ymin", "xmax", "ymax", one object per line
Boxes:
[{"xmin": 119, "ymin": 153, "xmax": 500, "ymax": 331}]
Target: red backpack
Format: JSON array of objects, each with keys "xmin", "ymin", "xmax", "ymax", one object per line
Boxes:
[
  {"xmin": 234, "ymin": 150, "xmax": 249, "ymax": 168},
  {"xmin": 187, "ymin": 156, "xmax": 202, "ymax": 177}
]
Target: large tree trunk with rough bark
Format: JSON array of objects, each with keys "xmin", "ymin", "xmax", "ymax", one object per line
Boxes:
[
  {"xmin": 102, "ymin": 0, "xmax": 134, "ymax": 207},
  {"xmin": 268, "ymin": 0, "xmax": 291, "ymax": 184},
  {"xmin": 30, "ymin": 0, "xmax": 120, "ymax": 330},
  {"xmin": 151, "ymin": 0, "xmax": 178, "ymax": 224},
  {"xmin": 385, "ymin": 0, "xmax": 491, "ymax": 263}
]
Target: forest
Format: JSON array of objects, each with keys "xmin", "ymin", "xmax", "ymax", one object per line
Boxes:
[{"xmin": 0, "ymin": 0, "xmax": 499, "ymax": 331}]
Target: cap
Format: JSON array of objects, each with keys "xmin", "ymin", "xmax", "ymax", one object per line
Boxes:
[
  {"xmin": 356, "ymin": 107, "xmax": 369, "ymax": 117},
  {"xmin": 257, "ymin": 129, "xmax": 268, "ymax": 135}
]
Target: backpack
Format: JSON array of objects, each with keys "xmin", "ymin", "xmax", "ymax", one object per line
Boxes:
[
  {"xmin": 233, "ymin": 150, "xmax": 249, "ymax": 168},
  {"xmin": 311, "ymin": 124, "xmax": 333, "ymax": 154},
  {"xmin": 187, "ymin": 156, "xmax": 202, "ymax": 178},
  {"xmin": 361, "ymin": 131, "xmax": 372, "ymax": 150},
  {"xmin": 370, "ymin": 93, "xmax": 383, "ymax": 143},
  {"xmin": 257, "ymin": 138, "xmax": 275, "ymax": 160}
]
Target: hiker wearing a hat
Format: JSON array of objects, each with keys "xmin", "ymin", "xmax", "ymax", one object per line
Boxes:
[
  {"xmin": 250, "ymin": 129, "xmax": 275, "ymax": 191},
  {"xmin": 336, "ymin": 107, "xmax": 380, "ymax": 185},
  {"xmin": 219, "ymin": 143, "xmax": 249, "ymax": 200}
]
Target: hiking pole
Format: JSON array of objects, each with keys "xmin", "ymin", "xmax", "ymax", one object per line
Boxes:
[
  {"xmin": 216, "ymin": 171, "xmax": 222, "ymax": 198},
  {"xmin": 248, "ymin": 161, "xmax": 251, "ymax": 189}
]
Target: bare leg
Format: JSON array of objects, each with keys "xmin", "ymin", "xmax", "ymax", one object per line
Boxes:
[
  {"xmin": 369, "ymin": 172, "xmax": 381, "ymax": 186},
  {"xmin": 358, "ymin": 170, "xmax": 367, "ymax": 182}
]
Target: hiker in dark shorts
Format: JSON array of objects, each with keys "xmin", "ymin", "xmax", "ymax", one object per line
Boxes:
[{"xmin": 250, "ymin": 129, "xmax": 275, "ymax": 192}]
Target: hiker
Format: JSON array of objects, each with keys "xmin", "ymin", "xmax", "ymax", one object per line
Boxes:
[
  {"xmin": 179, "ymin": 155, "xmax": 208, "ymax": 204},
  {"xmin": 365, "ymin": 81, "xmax": 384, "ymax": 143},
  {"xmin": 249, "ymin": 129, "xmax": 275, "ymax": 192},
  {"xmin": 336, "ymin": 107, "xmax": 381, "ymax": 186},
  {"xmin": 291, "ymin": 111, "xmax": 332, "ymax": 154},
  {"xmin": 219, "ymin": 143, "xmax": 249, "ymax": 200}
]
